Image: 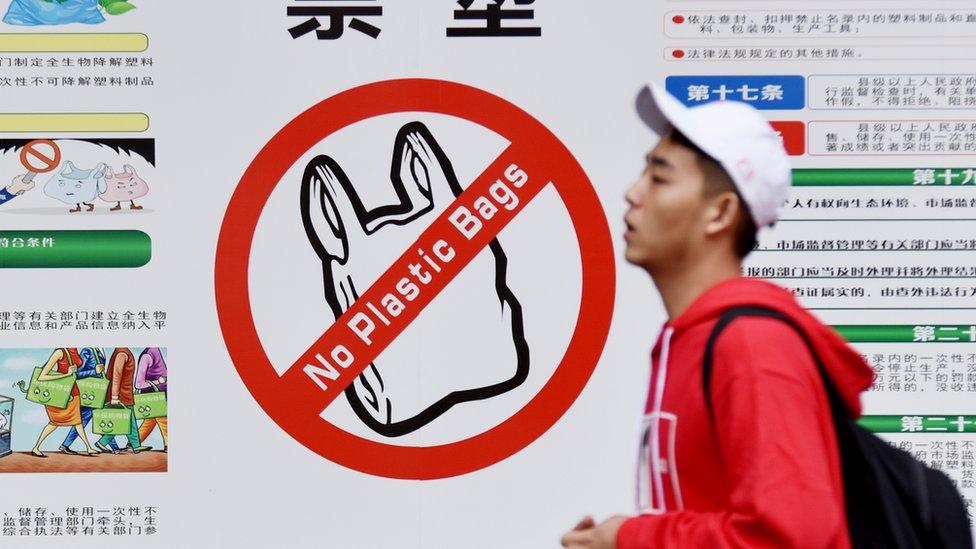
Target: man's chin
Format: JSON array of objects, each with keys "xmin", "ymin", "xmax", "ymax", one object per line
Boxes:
[
  {"xmin": 623, "ymin": 248, "xmax": 649, "ymax": 269},
  {"xmin": 626, "ymin": 247, "xmax": 667, "ymax": 276},
  {"xmin": 623, "ymin": 246, "xmax": 637, "ymax": 264}
]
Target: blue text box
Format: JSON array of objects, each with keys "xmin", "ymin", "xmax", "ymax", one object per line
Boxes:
[{"xmin": 665, "ymin": 75, "xmax": 805, "ymax": 110}]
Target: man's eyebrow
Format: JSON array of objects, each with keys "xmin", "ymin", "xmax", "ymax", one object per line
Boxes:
[{"xmin": 647, "ymin": 153, "xmax": 673, "ymax": 170}]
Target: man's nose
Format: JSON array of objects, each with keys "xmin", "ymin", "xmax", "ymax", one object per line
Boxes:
[{"xmin": 624, "ymin": 176, "xmax": 643, "ymax": 206}]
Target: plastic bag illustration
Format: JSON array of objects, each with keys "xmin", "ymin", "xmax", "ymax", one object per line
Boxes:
[
  {"xmin": 301, "ymin": 122, "xmax": 529, "ymax": 437},
  {"xmin": 44, "ymin": 160, "xmax": 107, "ymax": 212},
  {"xmin": 3, "ymin": 0, "xmax": 105, "ymax": 25},
  {"xmin": 100, "ymin": 164, "xmax": 149, "ymax": 210},
  {"xmin": 3, "ymin": 0, "xmax": 135, "ymax": 26}
]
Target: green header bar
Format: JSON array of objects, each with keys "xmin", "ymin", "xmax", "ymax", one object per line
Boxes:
[
  {"xmin": 859, "ymin": 415, "xmax": 976, "ymax": 434},
  {"xmin": 793, "ymin": 168, "xmax": 975, "ymax": 187},
  {"xmin": 0, "ymin": 230, "xmax": 151, "ymax": 268},
  {"xmin": 833, "ymin": 325, "xmax": 975, "ymax": 343}
]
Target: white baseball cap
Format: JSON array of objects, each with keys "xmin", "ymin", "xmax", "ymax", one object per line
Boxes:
[{"xmin": 635, "ymin": 82, "xmax": 791, "ymax": 227}]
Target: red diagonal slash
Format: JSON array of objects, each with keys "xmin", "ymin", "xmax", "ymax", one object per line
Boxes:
[{"xmin": 278, "ymin": 141, "xmax": 547, "ymax": 418}]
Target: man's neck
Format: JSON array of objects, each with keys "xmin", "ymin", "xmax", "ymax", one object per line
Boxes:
[{"xmin": 650, "ymin": 253, "xmax": 743, "ymax": 321}]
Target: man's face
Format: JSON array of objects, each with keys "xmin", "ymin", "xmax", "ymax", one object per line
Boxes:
[{"xmin": 624, "ymin": 130, "xmax": 708, "ymax": 272}]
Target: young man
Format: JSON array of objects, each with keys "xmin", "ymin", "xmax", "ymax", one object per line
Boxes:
[{"xmin": 561, "ymin": 84, "xmax": 874, "ymax": 548}]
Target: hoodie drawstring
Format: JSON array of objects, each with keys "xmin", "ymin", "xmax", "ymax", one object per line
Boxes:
[{"xmin": 650, "ymin": 326, "xmax": 674, "ymax": 509}]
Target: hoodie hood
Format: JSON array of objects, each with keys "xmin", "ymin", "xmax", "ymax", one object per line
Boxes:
[{"xmin": 668, "ymin": 277, "xmax": 874, "ymax": 417}]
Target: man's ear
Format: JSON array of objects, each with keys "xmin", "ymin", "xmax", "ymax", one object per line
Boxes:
[{"xmin": 703, "ymin": 191, "xmax": 742, "ymax": 238}]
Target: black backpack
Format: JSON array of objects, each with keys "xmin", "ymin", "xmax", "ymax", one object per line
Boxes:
[{"xmin": 702, "ymin": 306, "xmax": 973, "ymax": 549}]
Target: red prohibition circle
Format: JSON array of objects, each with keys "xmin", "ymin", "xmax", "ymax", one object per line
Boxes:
[
  {"xmin": 19, "ymin": 139, "xmax": 61, "ymax": 173},
  {"xmin": 215, "ymin": 79, "xmax": 615, "ymax": 479}
]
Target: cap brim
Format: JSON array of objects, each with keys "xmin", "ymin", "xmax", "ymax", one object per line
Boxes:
[
  {"xmin": 635, "ymin": 83, "xmax": 673, "ymax": 136},
  {"xmin": 635, "ymin": 83, "xmax": 721, "ymax": 163}
]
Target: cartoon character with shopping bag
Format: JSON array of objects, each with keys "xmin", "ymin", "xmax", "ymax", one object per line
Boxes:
[
  {"xmin": 134, "ymin": 347, "xmax": 167, "ymax": 452},
  {"xmin": 59, "ymin": 347, "xmax": 119, "ymax": 455},
  {"xmin": 92, "ymin": 348, "xmax": 152, "ymax": 454},
  {"xmin": 16, "ymin": 348, "xmax": 99, "ymax": 457}
]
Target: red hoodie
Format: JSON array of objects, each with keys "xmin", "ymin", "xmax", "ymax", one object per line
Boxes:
[{"xmin": 616, "ymin": 277, "xmax": 874, "ymax": 549}]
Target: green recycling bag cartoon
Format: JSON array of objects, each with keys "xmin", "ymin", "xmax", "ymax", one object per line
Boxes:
[
  {"xmin": 15, "ymin": 366, "xmax": 75, "ymax": 408},
  {"xmin": 93, "ymin": 406, "xmax": 130, "ymax": 436},
  {"xmin": 75, "ymin": 376, "xmax": 109, "ymax": 410},
  {"xmin": 133, "ymin": 391, "xmax": 166, "ymax": 420}
]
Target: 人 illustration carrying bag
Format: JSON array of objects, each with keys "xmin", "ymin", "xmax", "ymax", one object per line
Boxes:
[
  {"xmin": 702, "ymin": 306, "xmax": 973, "ymax": 549},
  {"xmin": 14, "ymin": 367, "xmax": 75, "ymax": 409}
]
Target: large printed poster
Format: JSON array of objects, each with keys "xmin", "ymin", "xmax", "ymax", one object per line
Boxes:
[{"xmin": 0, "ymin": 0, "xmax": 973, "ymax": 547}]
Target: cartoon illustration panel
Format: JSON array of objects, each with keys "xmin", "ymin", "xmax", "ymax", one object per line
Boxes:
[
  {"xmin": 0, "ymin": 138, "xmax": 154, "ymax": 215},
  {"xmin": 0, "ymin": 347, "xmax": 167, "ymax": 473}
]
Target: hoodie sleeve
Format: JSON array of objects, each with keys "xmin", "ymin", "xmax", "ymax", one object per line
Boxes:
[{"xmin": 617, "ymin": 318, "xmax": 847, "ymax": 549}]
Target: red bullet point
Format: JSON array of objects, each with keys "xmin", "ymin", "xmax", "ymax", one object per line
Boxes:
[
  {"xmin": 672, "ymin": 15, "xmax": 685, "ymax": 24},
  {"xmin": 672, "ymin": 49, "xmax": 685, "ymax": 59}
]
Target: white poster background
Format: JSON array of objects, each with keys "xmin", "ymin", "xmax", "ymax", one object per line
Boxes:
[{"xmin": 0, "ymin": 0, "xmax": 972, "ymax": 547}]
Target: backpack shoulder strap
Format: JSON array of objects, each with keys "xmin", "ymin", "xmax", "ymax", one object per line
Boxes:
[{"xmin": 702, "ymin": 305, "xmax": 849, "ymax": 421}]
